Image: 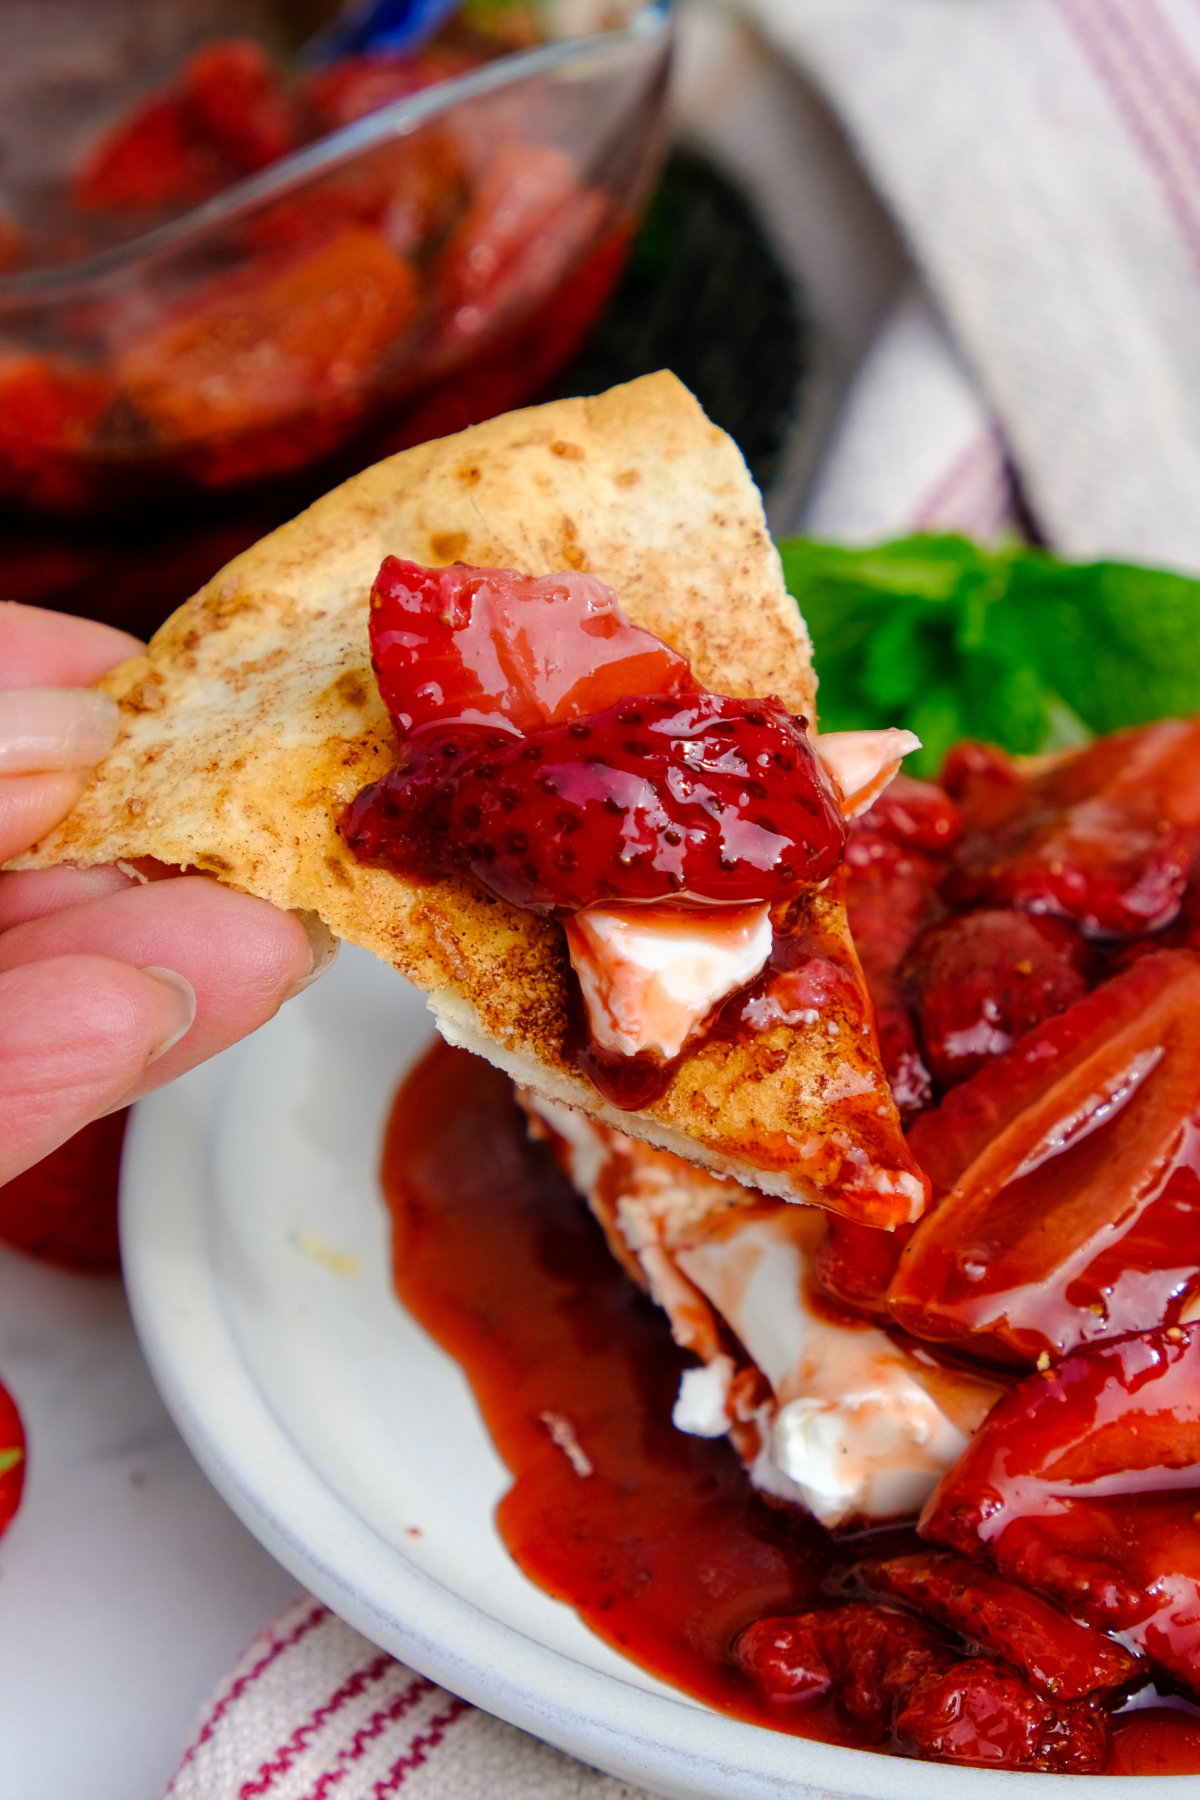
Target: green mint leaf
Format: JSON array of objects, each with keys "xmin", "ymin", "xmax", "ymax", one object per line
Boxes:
[
  {"xmin": 1009, "ymin": 556, "xmax": 1200, "ymax": 733},
  {"xmin": 777, "ymin": 532, "xmax": 1200, "ymax": 768},
  {"xmin": 907, "ymin": 685, "xmax": 970, "ymax": 777}
]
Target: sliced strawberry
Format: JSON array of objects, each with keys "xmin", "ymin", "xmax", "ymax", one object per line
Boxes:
[
  {"xmin": 247, "ymin": 122, "xmax": 463, "ymax": 260},
  {"xmin": 859, "ymin": 1551, "xmax": 1143, "ymax": 1698},
  {"xmin": 857, "ymin": 773, "xmax": 962, "ymax": 853},
  {"xmin": 815, "ymin": 1214, "xmax": 910, "ymax": 1318},
  {"xmin": 989, "ymin": 1495, "xmax": 1198, "ymax": 1632},
  {"xmin": 306, "ymin": 47, "xmax": 476, "ymax": 130},
  {"xmin": 940, "ymin": 739, "xmax": 1028, "ymax": 834},
  {"xmin": 72, "ymin": 93, "xmax": 224, "ymax": 211},
  {"xmin": 736, "ymin": 1604, "xmax": 949, "ymax": 1738},
  {"xmin": 843, "ymin": 804, "xmax": 944, "ymax": 1119},
  {"xmin": 895, "ymin": 1659, "xmax": 1109, "ymax": 1772},
  {"xmin": 75, "ymin": 37, "xmax": 295, "ymax": 217},
  {"xmin": 0, "ymin": 1111, "xmax": 125, "ymax": 1273},
  {"xmin": 736, "ymin": 1603, "xmax": 1110, "ymax": 1768},
  {"xmin": 368, "ymin": 558, "xmax": 696, "ymax": 738},
  {"xmin": 923, "ymin": 1324, "xmax": 1200, "ymax": 1535},
  {"xmin": 182, "ymin": 40, "xmax": 297, "ymax": 174},
  {"xmin": 0, "ymin": 351, "xmax": 111, "ymax": 450},
  {"xmin": 890, "ymin": 952, "xmax": 1200, "ymax": 1361},
  {"xmin": 0, "ymin": 351, "xmax": 113, "ymax": 509},
  {"xmin": 431, "ymin": 144, "xmax": 605, "ymax": 357},
  {"xmin": 844, "ymin": 827, "xmax": 943, "ymax": 980},
  {"xmin": 920, "ymin": 1326, "xmax": 1200, "ymax": 1695},
  {"xmin": 946, "ymin": 721, "xmax": 1200, "ymax": 939},
  {"xmin": 117, "ymin": 228, "xmax": 419, "ymax": 444},
  {"xmin": 342, "ymin": 692, "xmax": 846, "ymax": 914},
  {"xmin": 868, "ymin": 971, "xmax": 934, "ymax": 1118},
  {"xmin": 0, "ymin": 1378, "xmax": 25, "ymax": 1540},
  {"xmin": 1110, "ymin": 1708, "xmax": 1200, "ymax": 1774},
  {"xmin": 735, "ymin": 1612, "xmax": 841, "ymax": 1704},
  {"xmin": 435, "ymin": 143, "xmax": 579, "ymax": 307},
  {"xmin": 903, "ymin": 909, "xmax": 1090, "ymax": 1092},
  {"xmin": 948, "ymin": 1499, "xmax": 1200, "ymax": 1701}
]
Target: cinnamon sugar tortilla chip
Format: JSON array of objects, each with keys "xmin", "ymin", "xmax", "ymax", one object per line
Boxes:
[{"xmin": 11, "ymin": 372, "xmax": 923, "ymax": 1223}]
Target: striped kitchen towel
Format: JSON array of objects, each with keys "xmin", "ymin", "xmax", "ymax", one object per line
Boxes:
[
  {"xmin": 162, "ymin": 1597, "xmax": 658, "ymax": 1800},
  {"xmin": 804, "ymin": 279, "xmax": 1023, "ymax": 546},
  {"xmin": 753, "ymin": 0, "xmax": 1200, "ymax": 573}
]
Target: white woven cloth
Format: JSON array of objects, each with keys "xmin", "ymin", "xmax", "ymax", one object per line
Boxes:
[
  {"xmin": 804, "ymin": 279, "xmax": 1021, "ymax": 544},
  {"xmin": 754, "ymin": 0, "xmax": 1200, "ymax": 571},
  {"xmin": 163, "ymin": 1599, "xmax": 657, "ymax": 1800}
]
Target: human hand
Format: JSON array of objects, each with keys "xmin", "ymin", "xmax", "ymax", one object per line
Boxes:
[{"xmin": 0, "ymin": 601, "xmax": 333, "ymax": 1184}]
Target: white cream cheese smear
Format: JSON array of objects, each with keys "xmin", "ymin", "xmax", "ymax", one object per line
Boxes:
[
  {"xmin": 523, "ymin": 1095, "xmax": 988, "ymax": 1530},
  {"xmin": 676, "ymin": 1215, "xmax": 970, "ymax": 1527},
  {"xmin": 564, "ymin": 901, "xmax": 773, "ymax": 1060}
]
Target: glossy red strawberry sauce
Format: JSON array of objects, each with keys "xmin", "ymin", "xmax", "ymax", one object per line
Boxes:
[
  {"xmin": 384, "ymin": 1042, "xmax": 1200, "ymax": 1774},
  {"xmin": 343, "ymin": 561, "xmax": 842, "ymax": 914}
]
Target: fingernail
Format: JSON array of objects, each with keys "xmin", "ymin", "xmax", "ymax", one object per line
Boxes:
[
  {"xmin": 0, "ymin": 688, "xmax": 120, "ymax": 774},
  {"xmin": 285, "ymin": 909, "xmax": 340, "ymax": 1000},
  {"xmin": 141, "ymin": 966, "xmax": 197, "ymax": 1063}
]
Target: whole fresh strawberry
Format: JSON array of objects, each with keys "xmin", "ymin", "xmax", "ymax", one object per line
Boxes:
[{"xmin": 0, "ymin": 1111, "xmax": 125, "ymax": 1273}]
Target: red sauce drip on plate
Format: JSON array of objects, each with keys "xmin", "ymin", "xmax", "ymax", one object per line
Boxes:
[{"xmin": 384, "ymin": 1040, "xmax": 919, "ymax": 1749}]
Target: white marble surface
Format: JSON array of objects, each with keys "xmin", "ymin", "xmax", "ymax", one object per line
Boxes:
[{"xmin": 0, "ymin": 1247, "xmax": 300, "ymax": 1800}]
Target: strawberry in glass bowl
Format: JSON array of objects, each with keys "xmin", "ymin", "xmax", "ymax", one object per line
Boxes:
[{"xmin": 0, "ymin": 0, "xmax": 669, "ymax": 518}]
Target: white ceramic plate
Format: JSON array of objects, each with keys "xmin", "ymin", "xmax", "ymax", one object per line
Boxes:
[{"xmin": 123, "ymin": 944, "xmax": 1158, "ymax": 1799}]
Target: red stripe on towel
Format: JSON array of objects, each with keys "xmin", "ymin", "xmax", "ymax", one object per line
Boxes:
[
  {"xmin": 1055, "ymin": 0, "xmax": 1200, "ymax": 273},
  {"xmin": 296, "ymin": 1674, "xmax": 444, "ymax": 1800},
  {"xmin": 176, "ymin": 1602, "xmax": 329, "ymax": 1774},
  {"xmin": 239, "ymin": 1651, "xmax": 396, "ymax": 1797},
  {"xmin": 912, "ymin": 425, "xmax": 1014, "ymax": 539},
  {"xmin": 369, "ymin": 1700, "xmax": 473, "ymax": 1796}
]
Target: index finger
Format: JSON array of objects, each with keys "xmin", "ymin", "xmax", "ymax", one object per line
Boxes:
[{"xmin": 0, "ymin": 601, "xmax": 142, "ymax": 688}]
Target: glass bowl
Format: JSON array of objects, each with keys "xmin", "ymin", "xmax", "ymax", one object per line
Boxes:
[{"xmin": 0, "ymin": 2, "xmax": 671, "ymax": 520}]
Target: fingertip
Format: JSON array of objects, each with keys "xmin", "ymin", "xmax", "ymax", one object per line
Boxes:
[
  {"xmin": 0, "ymin": 880, "xmax": 323, "ymax": 1121},
  {"xmin": 284, "ymin": 910, "xmax": 340, "ymax": 1000},
  {"xmin": 0, "ymin": 863, "xmax": 138, "ymax": 932},
  {"xmin": 0, "ymin": 602, "xmax": 143, "ymax": 687},
  {"xmin": 141, "ymin": 966, "xmax": 197, "ymax": 1061},
  {"xmin": 0, "ymin": 687, "xmax": 121, "ymax": 774},
  {"xmin": 0, "ymin": 955, "xmax": 202, "ymax": 1181}
]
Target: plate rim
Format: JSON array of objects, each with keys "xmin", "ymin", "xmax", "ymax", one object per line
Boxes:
[{"xmin": 121, "ymin": 1010, "xmax": 1171, "ymax": 1800}]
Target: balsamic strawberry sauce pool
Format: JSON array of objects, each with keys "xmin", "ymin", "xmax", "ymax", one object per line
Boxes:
[
  {"xmin": 385, "ymin": 1041, "xmax": 912, "ymax": 1749},
  {"xmin": 384, "ymin": 1042, "xmax": 1200, "ymax": 1777}
]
